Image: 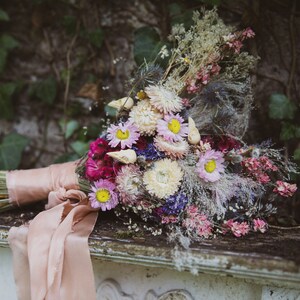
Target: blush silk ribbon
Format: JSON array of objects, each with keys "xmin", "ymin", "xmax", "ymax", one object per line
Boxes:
[{"xmin": 6, "ymin": 162, "xmax": 99, "ymax": 300}]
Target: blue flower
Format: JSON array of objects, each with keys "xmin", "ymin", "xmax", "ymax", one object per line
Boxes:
[
  {"xmin": 133, "ymin": 143, "xmax": 165, "ymax": 160},
  {"xmin": 162, "ymin": 193, "xmax": 188, "ymax": 215}
]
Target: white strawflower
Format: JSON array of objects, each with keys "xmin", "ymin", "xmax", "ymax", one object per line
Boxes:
[
  {"xmin": 145, "ymin": 85, "xmax": 183, "ymax": 114},
  {"xmin": 143, "ymin": 158, "xmax": 183, "ymax": 199},
  {"xmin": 129, "ymin": 100, "xmax": 162, "ymax": 136},
  {"xmin": 154, "ymin": 136, "xmax": 189, "ymax": 159}
]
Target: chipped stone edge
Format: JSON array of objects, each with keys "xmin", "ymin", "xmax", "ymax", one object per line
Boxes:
[{"xmin": 1, "ymin": 227, "xmax": 300, "ymax": 289}]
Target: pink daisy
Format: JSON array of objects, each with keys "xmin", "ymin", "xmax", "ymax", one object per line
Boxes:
[
  {"xmin": 157, "ymin": 113, "xmax": 189, "ymax": 142},
  {"xmin": 88, "ymin": 179, "xmax": 118, "ymax": 211},
  {"xmin": 107, "ymin": 120, "xmax": 140, "ymax": 149},
  {"xmin": 196, "ymin": 149, "xmax": 225, "ymax": 182}
]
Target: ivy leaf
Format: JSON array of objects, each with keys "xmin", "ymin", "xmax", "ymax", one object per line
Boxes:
[
  {"xmin": 133, "ymin": 27, "xmax": 163, "ymax": 65},
  {"xmin": 0, "ymin": 9, "xmax": 9, "ymax": 21},
  {"xmin": 0, "ymin": 133, "xmax": 29, "ymax": 170},
  {"xmin": 0, "ymin": 34, "xmax": 19, "ymax": 50},
  {"xmin": 0, "ymin": 82, "xmax": 18, "ymax": 119},
  {"xmin": 86, "ymin": 28, "xmax": 104, "ymax": 49},
  {"xmin": 280, "ymin": 122, "xmax": 296, "ymax": 141},
  {"xmin": 62, "ymin": 15, "xmax": 77, "ymax": 35},
  {"xmin": 59, "ymin": 119, "xmax": 80, "ymax": 139},
  {"xmin": 294, "ymin": 149, "xmax": 300, "ymax": 161},
  {"xmin": 169, "ymin": 3, "xmax": 194, "ymax": 28},
  {"xmin": 104, "ymin": 104, "xmax": 117, "ymax": 117},
  {"xmin": 70, "ymin": 141, "xmax": 89, "ymax": 156},
  {"xmin": 30, "ymin": 76, "xmax": 57, "ymax": 105},
  {"xmin": 269, "ymin": 94, "xmax": 296, "ymax": 120}
]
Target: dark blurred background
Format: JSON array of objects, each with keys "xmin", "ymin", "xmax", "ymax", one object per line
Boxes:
[{"xmin": 0, "ymin": 0, "xmax": 299, "ymax": 220}]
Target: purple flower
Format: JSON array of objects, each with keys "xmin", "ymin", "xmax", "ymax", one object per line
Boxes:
[
  {"xmin": 88, "ymin": 179, "xmax": 118, "ymax": 211},
  {"xmin": 133, "ymin": 142, "xmax": 165, "ymax": 160},
  {"xmin": 196, "ymin": 150, "xmax": 225, "ymax": 182},
  {"xmin": 157, "ymin": 113, "xmax": 188, "ymax": 142},
  {"xmin": 107, "ymin": 120, "xmax": 140, "ymax": 149},
  {"xmin": 162, "ymin": 193, "xmax": 188, "ymax": 215}
]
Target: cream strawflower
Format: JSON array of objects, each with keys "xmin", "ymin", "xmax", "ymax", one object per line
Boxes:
[
  {"xmin": 129, "ymin": 100, "xmax": 162, "ymax": 136},
  {"xmin": 154, "ymin": 136, "xmax": 189, "ymax": 159},
  {"xmin": 145, "ymin": 85, "xmax": 183, "ymax": 114},
  {"xmin": 143, "ymin": 158, "xmax": 183, "ymax": 199}
]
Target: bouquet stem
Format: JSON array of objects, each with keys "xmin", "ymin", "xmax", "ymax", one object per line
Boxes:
[{"xmin": 0, "ymin": 171, "xmax": 12, "ymax": 212}]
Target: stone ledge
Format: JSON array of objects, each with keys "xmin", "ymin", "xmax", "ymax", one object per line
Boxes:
[{"xmin": 1, "ymin": 224, "xmax": 300, "ymax": 290}]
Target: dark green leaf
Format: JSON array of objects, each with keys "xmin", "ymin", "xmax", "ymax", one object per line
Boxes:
[
  {"xmin": 0, "ymin": 48, "xmax": 7, "ymax": 74},
  {"xmin": 59, "ymin": 119, "xmax": 80, "ymax": 139},
  {"xmin": 294, "ymin": 149, "xmax": 300, "ymax": 161},
  {"xmin": 133, "ymin": 27, "xmax": 163, "ymax": 65},
  {"xmin": 70, "ymin": 141, "xmax": 89, "ymax": 156},
  {"xmin": 86, "ymin": 28, "xmax": 104, "ymax": 48},
  {"xmin": 269, "ymin": 93, "xmax": 296, "ymax": 120},
  {"xmin": 280, "ymin": 122, "xmax": 296, "ymax": 141},
  {"xmin": 0, "ymin": 133, "xmax": 29, "ymax": 170},
  {"xmin": 169, "ymin": 3, "xmax": 194, "ymax": 28},
  {"xmin": 104, "ymin": 104, "xmax": 117, "ymax": 117},
  {"xmin": 0, "ymin": 9, "xmax": 9, "ymax": 21},
  {"xmin": 62, "ymin": 15, "xmax": 77, "ymax": 35},
  {"xmin": 0, "ymin": 82, "xmax": 18, "ymax": 119},
  {"xmin": 295, "ymin": 127, "xmax": 300, "ymax": 139},
  {"xmin": 0, "ymin": 34, "xmax": 19, "ymax": 50},
  {"xmin": 32, "ymin": 76, "xmax": 57, "ymax": 105}
]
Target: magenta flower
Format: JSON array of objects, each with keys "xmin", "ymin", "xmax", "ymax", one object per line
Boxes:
[
  {"xmin": 88, "ymin": 179, "xmax": 118, "ymax": 211},
  {"xmin": 88, "ymin": 138, "xmax": 111, "ymax": 158},
  {"xmin": 273, "ymin": 181, "xmax": 297, "ymax": 197},
  {"xmin": 107, "ymin": 120, "xmax": 140, "ymax": 149},
  {"xmin": 196, "ymin": 150, "xmax": 225, "ymax": 182},
  {"xmin": 157, "ymin": 113, "xmax": 188, "ymax": 142},
  {"xmin": 253, "ymin": 219, "xmax": 268, "ymax": 233}
]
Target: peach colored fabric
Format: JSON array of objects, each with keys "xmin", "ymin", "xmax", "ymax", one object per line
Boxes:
[
  {"xmin": 6, "ymin": 161, "xmax": 79, "ymax": 207},
  {"xmin": 8, "ymin": 175, "xmax": 99, "ymax": 300}
]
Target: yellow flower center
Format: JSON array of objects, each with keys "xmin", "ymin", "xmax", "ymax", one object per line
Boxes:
[
  {"xmin": 204, "ymin": 159, "xmax": 217, "ymax": 173},
  {"xmin": 96, "ymin": 189, "xmax": 111, "ymax": 203},
  {"xmin": 136, "ymin": 90, "xmax": 147, "ymax": 100},
  {"xmin": 168, "ymin": 119, "xmax": 181, "ymax": 134},
  {"xmin": 116, "ymin": 129, "xmax": 130, "ymax": 140},
  {"xmin": 183, "ymin": 57, "xmax": 191, "ymax": 64}
]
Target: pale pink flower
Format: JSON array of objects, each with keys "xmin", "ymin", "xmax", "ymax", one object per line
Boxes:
[
  {"xmin": 183, "ymin": 205, "xmax": 213, "ymax": 238},
  {"xmin": 223, "ymin": 219, "xmax": 250, "ymax": 237},
  {"xmin": 161, "ymin": 215, "xmax": 178, "ymax": 224},
  {"xmin": 273, "ymin": 181, "xmax": 297, "ymax": 197},
  {"xmin": 253, "ymin": 219, "xmax": 268, "ymax": 233},
  {"xmin": 157, "ymin": 113, "xmax": 189, "ymax": 142},
  {"xmin": 88, "ymin": 179, "xmax": 118, "ymax": 211},
  {"xmin": 107, "ymin": 120, "xmax": 140, "ymax": 149},
  {"xmin": 242, "ymin": 27, "xmax": 255, "ymax": 39},
  {"xmin": 196, "ymin": 150, "xmax": 225, "ymax": 182},
  {"xmin": 230, "ymin": 221, "xmax": 250, "ymax": 237}
]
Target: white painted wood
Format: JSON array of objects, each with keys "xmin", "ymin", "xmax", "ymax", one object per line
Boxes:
[
  {"xmin": 1, "ymin": 227, "xmax": 300, "ymax": 300},
  {"xmin": 261, "ymin": 287, "xmax": 300, "ymax": 300},
  {"xmin": 0, "ymin": 246, "xmax": 17, "ymax": 300}
]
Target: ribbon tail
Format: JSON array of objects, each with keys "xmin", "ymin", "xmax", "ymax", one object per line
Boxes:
[{"xmin": 8, "ymin": 226, "xmax": 31, "ymax": 300}]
